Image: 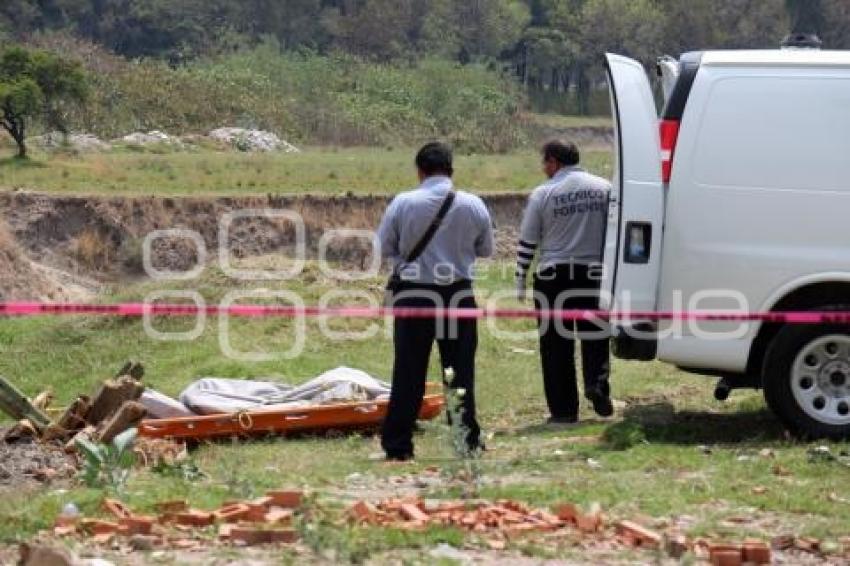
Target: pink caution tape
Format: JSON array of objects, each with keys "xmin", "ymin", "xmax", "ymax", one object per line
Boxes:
[{"xmin": 1, "ymin": 302, "xmax": 850, "ymax": 323}]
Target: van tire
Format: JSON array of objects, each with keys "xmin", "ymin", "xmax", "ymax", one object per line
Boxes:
[{"xmin": 763, "ymin": 314, "xmax": 850, "ymax": 440}]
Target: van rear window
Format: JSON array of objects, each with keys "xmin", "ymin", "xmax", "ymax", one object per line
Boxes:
[{"xmin": 692, "ymin": 76, "xmax": 850, "ymax": 192}]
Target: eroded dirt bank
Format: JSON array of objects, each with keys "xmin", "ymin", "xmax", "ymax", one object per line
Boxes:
[{"xmin": 0, "ymin": 192, "xmax": 527, "ymax": 300}]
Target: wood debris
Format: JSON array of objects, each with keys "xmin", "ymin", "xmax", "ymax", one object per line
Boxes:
[{"xmin": 1, "ymin": 362, "xmax": 147, "ymax": 447}]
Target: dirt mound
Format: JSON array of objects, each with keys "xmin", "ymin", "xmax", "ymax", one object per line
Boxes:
[
  {"xmin": 0, "ymin": 222, "xmax": 96, "ymax": 301},
  {"xmin": 0, "ymin": 192, "xmax": 527, "ymax": 285}
]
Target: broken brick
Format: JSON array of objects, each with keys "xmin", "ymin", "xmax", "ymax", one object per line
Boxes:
[
  {"xmin": 710, "ymin": 549, "xmax": 742, "ymax": 566},
  {"xmin": 616, "ymin": 520, "xmax": 662, "ymax": 548},
  {"xmin": 218, "ymin": 524, "xmax": 235, "ymax": 540},
  {"xmin": 119, "ymin": 516, "xmax": 155, "ymax": 536},
  {"xmin": 80, "ymin": 520, "xmax": 119, "ymax": 536},
  {"xmin": 400, "ymin": 503, "xmax": 429, "ymax": 523},
  {"xmin": 795, "ymin": 537, "xmax": 821, "ymax": 553},
  {"xmin": 576, "ymin": 512, "xmax": 602, "ymax": 533},
  {"xmin": 250, "ymin": 496, "xmax": 274, "ymax": 508},
  {"xmin": 244, "ymin": 502, "xmax": 272, "ymax": 523},
  {"xmin": 170, "ymin": 538, "xmax": 200, "ymax": 550},
  {"xmin": 213, "ymin": 504, "xmax": 252, "ymax": 523},
  {"xmin": 54, "ymin": 515, "xmax": 78, "ymax": 529},
  {"xmin": 103, "ymin": 499, "xmax": 133, "ymax": 520},
  {"xmin": 266, "ymin": 490, "xmax": 303, "ymax": 508},
  {"xmin": 265, "ymin": 508, "xmax": 294, "ymax": 525},
  {"xmin": 554, "ymin": 503, "xmax": 579, "ymax": 524},
  {"xmin": 709, "ymin": 543, "xmax": 743, "ymax": 555},
  {"xmin": 348, "ymin": 501, "xmax": 376, "ymax": 523},
  {"xmin": 175, "ymin": 510, "xmax": 214, "ymax": 527},
  {"xmin": 742, "ymin": 542, "xmax": 771, "ymax": 564},
  {"xmin": 230, "ymin": 527, "xmax": 298, "ymax": 546}
]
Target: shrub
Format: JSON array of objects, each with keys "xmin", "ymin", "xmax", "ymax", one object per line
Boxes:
[{"xmin": 28, "ymin": 34, "xmax": 526, "ymax": 152}]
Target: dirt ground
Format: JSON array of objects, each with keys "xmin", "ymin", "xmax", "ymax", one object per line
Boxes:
[{"xmin": 0, "ymin": 430, "xmax": 77, "ymax": 490}]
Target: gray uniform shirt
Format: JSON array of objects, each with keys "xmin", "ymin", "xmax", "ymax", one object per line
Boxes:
[
  {"xmin": 517, "ymin": 167, "xmax": 610, "ymax": 277},
  {"xmin": 378, "ymin": 176, "xmax": 494, "ymax": 285}
]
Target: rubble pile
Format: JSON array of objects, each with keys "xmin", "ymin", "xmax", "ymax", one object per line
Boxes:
[
  {"xmin": 52, "ymin": 490, "xmax": 304, "ymax": 549},
  {"xmin": 208, "ymin": 128, "xmax": 300, "ymax": 153},
  {"xmin": 348, "ymin": 497, "xmax": 774, "ymax": 565},
  {"xmin": 119, "ymin": 130, "xmax": 185, "ymax": 148}
]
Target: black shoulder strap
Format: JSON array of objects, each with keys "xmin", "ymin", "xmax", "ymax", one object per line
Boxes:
[{"xmin": 405, "ymin": 191, "xmax": 456, "ymax": 263}]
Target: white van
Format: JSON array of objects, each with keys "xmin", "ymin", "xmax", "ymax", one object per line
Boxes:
[{"xmin": 602, "ymin": 47, "xmax": 850, "ymax": 439}]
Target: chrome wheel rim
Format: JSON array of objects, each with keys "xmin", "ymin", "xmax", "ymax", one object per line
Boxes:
[{"xmin": 792, "ymin": 335, "xmax": 850, "ymax": 426}]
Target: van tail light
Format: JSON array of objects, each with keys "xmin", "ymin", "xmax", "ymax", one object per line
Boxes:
[{"xmin": 659, "ymin": 119, "xmax": 681, "ymax": 183}]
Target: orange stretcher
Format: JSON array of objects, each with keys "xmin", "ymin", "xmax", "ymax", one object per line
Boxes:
[{"xmin": 138, "ymin": 383, "xmax": 445, "ymax": 441}]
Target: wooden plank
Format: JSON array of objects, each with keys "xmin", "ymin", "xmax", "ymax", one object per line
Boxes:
[{"xmin": 0, "ymin": 375, "xmax": 52, "ymax": 429}]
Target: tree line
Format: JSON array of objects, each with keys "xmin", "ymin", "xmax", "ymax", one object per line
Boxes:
[{"xmin": 1, "ymin": 0, "xmax": 848, "ymax": 127}]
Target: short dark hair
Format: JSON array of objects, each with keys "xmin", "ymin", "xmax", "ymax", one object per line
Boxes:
[
  {"xmin": 542, "ymin": 140, "xmax": 580, "ymax": 167},
  {"xmin": 415, "ymin": 142, "xmax": 454, "ymax": 177}
]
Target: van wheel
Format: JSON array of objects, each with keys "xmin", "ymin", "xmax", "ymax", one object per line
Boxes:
[{"xmin": 763, "ymin": 319, "xmax": 850, "ymax": 440}]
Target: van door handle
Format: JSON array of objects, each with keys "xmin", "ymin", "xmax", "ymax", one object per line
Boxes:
[{"xmin": 624, "ymin": 222, "xmax": 652, "ymax": 264}]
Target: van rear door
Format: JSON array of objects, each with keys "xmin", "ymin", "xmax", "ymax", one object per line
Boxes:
[{"xmin": 600, "ymin": 54, "xmax": 664, "ymax": 313}]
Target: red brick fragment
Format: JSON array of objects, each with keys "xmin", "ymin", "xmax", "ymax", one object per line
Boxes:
[
  {"xmin": 219, "ymin": 524, "xmax": 235, "ymax": 540},
  {"xmin": 103, "ymin": 499, "xmax": 133, "ymax": 520},
  {"xmin": 711, "ymin": 549, "xmax": 742, "ymax": 566},
  {"xmin": 230, "ymin": 527, "xmax": 298, "ymax": 546},
  {"xmin": 576, "ymin": 512, "xmax": 602, "ymax": 533},
  {"xmin": 175, "ymin": 510, "xmax": 215, "ymax": 527},
  {"xmin": 119, "ymin": 516, "xmax": 155, "ymax": 536},
  {"xmin": 244, "ymin": 502, "xmax": 272, "ymax": 523},
  {"xmin": 213, "ymin": 504, "xmax": 252, "ymax": 523},
  {"xmin": 742, "ymin": 542, "xmax": 771, "ymax": 564},
  {"xmin": 266, "ymin": 490, "xmax": 303, "ymax": 508},
  {"xmin": 81, "ymin": 519, "xmax": 120, "ymax": 536},
  {"xmin": 400, "ymin": 503, "xmax": 429, "ymax": 523},
  {"xmin": 265, "ymin": 508, "xmax": 294, "ymax": 525},
  {"xmin": 554, "ymin": 503, "xmax": 579, "ymax": 524},
  {"xmin": 795, "ymin": 537, "xmax": 821, "ymax": 553},
  {"xmin": 250, "ymin": 496, "xmax": 274, "ymax": 508},
  {"xmin": 348, "ymin": 501, "xmax": 376, "ymax": 522},
  {"xmin": 616, "ymin": 520, "xmax": 662, "ymax": 548}
]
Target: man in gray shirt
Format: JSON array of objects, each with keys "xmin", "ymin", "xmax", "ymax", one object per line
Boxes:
[
  {"xmin": 378, "ymin": 142, "xmax": 494, "ymax": 461},
  {"xmin": 516, "ymin": 140, "xmax": 613, "ymax": 424}
]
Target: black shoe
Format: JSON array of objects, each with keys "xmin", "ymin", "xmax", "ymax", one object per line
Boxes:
[
  {"xmin": 546, "ymin": 416, "xmax": 579, "ymax": 427},
  {"xmin": 587, "ymin": 392, "xmax": 614, "ymax": 418}
]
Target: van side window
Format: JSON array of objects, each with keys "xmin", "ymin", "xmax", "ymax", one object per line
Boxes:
[{"xmin": 692, "ymin": 76, "xmax": 850, "ymax": 192}]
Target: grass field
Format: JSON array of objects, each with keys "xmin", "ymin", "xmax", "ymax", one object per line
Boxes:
[
  {"xmin": 1, "ymin": 259, "xmax": 848, "ymax": 562},
  {"xmin": 0, "ymin": 147, "xmax": 613, "ymax": 197}
]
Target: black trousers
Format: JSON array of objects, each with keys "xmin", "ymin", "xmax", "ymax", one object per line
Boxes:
[
  {"xmin": 381, "ymin": 280, "xmax": 481, "ymax": 459},
  {"xmin": 534, "ymin": 263, "xmax": 611, "ymax": 419}
]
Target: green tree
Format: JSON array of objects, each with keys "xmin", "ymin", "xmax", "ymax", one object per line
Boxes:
[
  {"xmin": 454, "ymin": 0, "xmax": 531, "ymax": 62},
  {"xmin": 786, "ymin": 0, "xmax": 824, "ymax": 35},
  {"xmin": 0, "ymin": 46, "xmax": 87, "ymax": 158}
]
